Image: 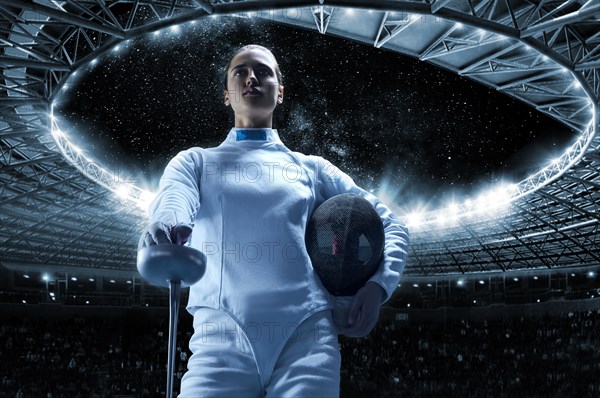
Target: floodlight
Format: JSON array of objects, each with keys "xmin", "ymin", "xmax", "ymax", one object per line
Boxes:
[
  {"xmin": 407, "ymin": 212, "xmax": 423, "ymax": 228},
  {"xmin": 116, "ymin": 183, "xmax": 131, "ymax": 199}
]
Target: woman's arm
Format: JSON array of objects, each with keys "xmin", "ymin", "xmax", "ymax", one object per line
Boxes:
[
  {"xmin": 139, "ymin": 148, "xmax": 203, "ymax": 249},
  {"xmin": 311, "ymin": 155, "xmax": 410, "ymax": 337},
  {"xmin": 312, "ymin": 155, "xmax": 410, "ymax": 302}
]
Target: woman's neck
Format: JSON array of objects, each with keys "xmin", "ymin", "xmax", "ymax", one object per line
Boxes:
[{"xmin": 234, "ymin": 115, "xmax": 273, "ymax": 129}]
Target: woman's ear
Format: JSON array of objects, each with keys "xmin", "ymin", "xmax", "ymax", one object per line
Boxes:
[
  {"xmin": 223, "ymin": 89, "xmax": 230, "ymax": 107},
  {"xmin": 277, "ymin": 85, "xmax": 284, "ymax": 104}
]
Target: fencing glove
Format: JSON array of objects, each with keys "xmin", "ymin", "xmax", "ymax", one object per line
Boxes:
[{"xmin": 138, "ymin": 222, "xmax": 193, "ymax": 251}]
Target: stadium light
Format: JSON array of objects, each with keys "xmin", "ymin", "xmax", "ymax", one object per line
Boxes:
[
  {"xmin": 448, "ymin": 202, "xmax": 459, "ymax": 215},
  {"xmin": 116, "ymin": 183, "xmax": 131, "ymax": 199},
  {"xmin": 138, "ymin": 190, "xmax": 157, "ymax": 210},
  {"xmin": 436, "ymin": 213, "xmax": 447, "ymax": 226},
  {"xmin": 406, "ymin": 212, "xmax": 423, "ymax": 228},
  {"xmin": 51, "ymin": 127, "xmax": 63, "ymax": 138},
  {"xmin": 476, "ymin": 194, "xmax": 488, "ymax": 213}
]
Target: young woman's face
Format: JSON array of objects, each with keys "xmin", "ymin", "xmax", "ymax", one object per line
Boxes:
[{"xmin": 224, "ymin": 48, "xmax": 284, "ymax": 126}]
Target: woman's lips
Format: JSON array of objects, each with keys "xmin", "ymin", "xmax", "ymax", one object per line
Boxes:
[{"xmin": 244, "ymin": 88, "xmax": 262, "ymax": 96}]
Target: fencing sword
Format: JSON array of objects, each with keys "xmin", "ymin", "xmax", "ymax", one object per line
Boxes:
[{"xmin": 137, "ymin": 244, "xmax": 206, "ymax": 398}]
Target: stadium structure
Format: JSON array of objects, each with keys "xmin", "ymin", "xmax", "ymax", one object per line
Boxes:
[{"xmin": 0, "ymin": 0, "xmax": 599, "ymax": 305}]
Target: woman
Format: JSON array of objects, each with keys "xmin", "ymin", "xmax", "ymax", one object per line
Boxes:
[{"xmin": 139, "ymin": 44, "xmax": 409, "ymax": 397}]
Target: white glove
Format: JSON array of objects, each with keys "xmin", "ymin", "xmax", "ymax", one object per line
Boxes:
[{"xmin": 137, "ymin": 222, "xmax": 193, "ymax": 251}]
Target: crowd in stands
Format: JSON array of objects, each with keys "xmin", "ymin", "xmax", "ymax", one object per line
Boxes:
[
  {"xmin": 339, "ymin": 309, "xmax": 600, "ymax": 397},
  {"xmin": 0, "ymin": 314, "xmax": 187, "ymax": 397},
  {"xmin": 1, "ymin": 307, "xmax": 598, "ymax": 397}
]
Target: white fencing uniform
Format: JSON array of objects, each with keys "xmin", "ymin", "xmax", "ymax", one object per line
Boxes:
[{"xmin": 149, "ymin": 127, "xmax": 409, "ymax": 397}]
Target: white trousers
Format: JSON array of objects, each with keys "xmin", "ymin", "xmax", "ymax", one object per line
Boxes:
[{"xmin": 179, "ymin": 307, "xmax": 341, "ymax": 398}]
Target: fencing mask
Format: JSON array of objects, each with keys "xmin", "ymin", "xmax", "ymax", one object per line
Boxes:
[{"xmin": 306, "ymin": 193, "xmax": 385, "ymax": 296}]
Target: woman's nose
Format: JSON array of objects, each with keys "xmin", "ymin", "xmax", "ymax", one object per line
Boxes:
[{"xmin": 246, "ymin": 71, "xmax": 258, "ymax": 85}]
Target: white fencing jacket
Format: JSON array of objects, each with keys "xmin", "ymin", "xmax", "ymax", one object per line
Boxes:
[{"xmin": 149, "ymin": 127, "xmax": 409, "ymax": 354}]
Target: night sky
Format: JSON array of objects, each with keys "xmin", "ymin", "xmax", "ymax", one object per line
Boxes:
[{"xmin": 56, "ymin": 16, "xmax": 575, "ymax": 212}]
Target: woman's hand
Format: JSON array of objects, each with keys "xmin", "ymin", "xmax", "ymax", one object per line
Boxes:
[
  {"xmin": 338, "ymin": 282, "xmax": 386, "ymax": 338},
  {"xmin": 138, "ymin": 222, "xmax": 193, "ymax": 251}
]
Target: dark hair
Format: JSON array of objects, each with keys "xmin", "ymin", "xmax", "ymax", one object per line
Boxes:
[{"xmin": 222, "ymin": 44, "xmax": 283, "ymax": 90}]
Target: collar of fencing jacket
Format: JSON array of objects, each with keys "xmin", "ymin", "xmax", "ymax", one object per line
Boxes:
[{"xmin": 228, "ymin": 127, "xmax": 281, "ymax": 144}]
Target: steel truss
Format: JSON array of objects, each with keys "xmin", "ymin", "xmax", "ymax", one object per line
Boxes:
[{"xmin": 1, "ymin": 0, "xmax": 599, "ymax": 276}]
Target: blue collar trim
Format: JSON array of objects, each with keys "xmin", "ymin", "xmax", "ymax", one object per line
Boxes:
[{"xmin": 236, "ymin": 129, "xmax": 268, "ymax": 141}]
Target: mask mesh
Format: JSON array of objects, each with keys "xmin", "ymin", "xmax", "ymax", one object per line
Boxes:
[{"xmin": 306, "ymin": 193, "xmax": 385, "ymax": 296}]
